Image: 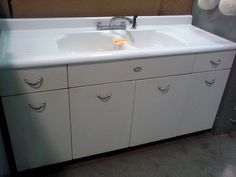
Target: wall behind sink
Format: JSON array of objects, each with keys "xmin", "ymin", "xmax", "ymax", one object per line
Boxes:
[
  {"xmin": 192, "ymin": 0, "xmax": 236, "ymax": 42},
  {"xmin": 192, "ymin": 0, "xmax": 236, "ymax": 134},
  {"xmin": 0, "ymin": 0, "xmax": 10, "ymax": 18},
  {"xmin": 5, "ymin": 0, "xmax": 193, "ymax": 18}
]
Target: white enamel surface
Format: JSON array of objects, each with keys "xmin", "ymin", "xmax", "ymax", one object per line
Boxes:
[
  {"xmin": 57, "ymin": 31, "xmax": 120, "ymax": 53},
  {"xmin": 56, "ymin": 30, "xmax": 187, "ymax": 52},
  {"xmin": 117, "ymin": 30, "xmax": 187, "ymax": 48},
  {"xmin": 0, "ymin": 15, "xmax": 236, "ymax": 69}
]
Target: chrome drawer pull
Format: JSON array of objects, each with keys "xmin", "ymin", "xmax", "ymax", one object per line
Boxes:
[
  {"xmin": 229, "ymin": 118, "xmax": 236, "ymax": 124},
  {"xmin": 158, "ymin": 85, "xmax": 170, "ymax": 94},
  {"xmin": 133, "ymin": 67, "xmax": 142, "ymax": 72},
  {"xmin": 96, "ymin": 92, "xmax": 112, "ymax": 102},
  {"xmin": 28, "ymin": 103, "xmax": 46, "ymax": 112},
  {"xmin": 210, "ymin": 59, "xmax": 221, "ymax": 68},
  {"xmin": 24, "ymin": 77, "xmax": 43, "ymax": 89},
  {"xmin": 205, "ymin": 79, "xmax": 215, "ymax": 87}
]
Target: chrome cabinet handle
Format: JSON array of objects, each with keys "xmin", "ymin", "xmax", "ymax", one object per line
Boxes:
[
  {"xmin": 28, "ymin": 103, "xmax": 46, "ymax": 112},
  {"xmin": 133, "ymin": 67, "xmax": 142, "ymax": 72},
  {"xmin": 205, "ymin": 79, "xmax": 215, "ymax": 87},
  {"xmin": 210, "ymin": 59, "xmax": 221, "ymax": 68},
  {"xmin": 96, "ymin": 92, "xmax": 112, "ymax": 102},
  {"xmin": 158, "ymin": 85, "xmax": 170, "ymax": 94},
  {"xmin": 24, "ymin": 77, "xmax": 43, "ymax": 89},
  {"xmin": 229, "ymin": 118, "xmax": 236, "ymax": 124}
]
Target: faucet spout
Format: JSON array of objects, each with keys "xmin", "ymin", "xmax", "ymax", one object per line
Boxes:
[
  {"xmin": 96, "ymin": 16, "xmax": 138, "ymax": 30},
  {"xmin": 109, "ymin": 16, "xmax": 133, "ymax": 27}
]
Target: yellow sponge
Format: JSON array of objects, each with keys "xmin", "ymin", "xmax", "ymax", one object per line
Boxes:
[{"xmin": 113, "ymin": 38, "xmax": 129, "ymax": 45}]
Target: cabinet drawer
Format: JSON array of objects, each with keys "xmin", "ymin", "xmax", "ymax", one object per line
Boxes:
[
  {"xmin": 68, "ymin": 55, "xmax": 195, "ymax": 87},
  {"xmin": 0, "ymin": 66, "xmax": 68, "ymax": 96},
  {"xmin": 2, "ymin": 89, "xmax": 72, "ymax": 170},
  {"xmin": 193, "ymin": 51, "xmax": 235, "ymax": 72}
]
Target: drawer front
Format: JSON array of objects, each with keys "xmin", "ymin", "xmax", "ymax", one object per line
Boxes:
[
  {"xmin": 193, "ymin": 51, "xmax": 235, "ymax": 72},
  {"xmin": 2, "ymin": 89, "xmax": 72, "ymax": 171},
  {"xmin": 68, "ymin": 55, "xmax": 195, "ymax": 87},
  {"xmin": 0, "ymin": 66, "xmax": 68, "ymax": 96}
]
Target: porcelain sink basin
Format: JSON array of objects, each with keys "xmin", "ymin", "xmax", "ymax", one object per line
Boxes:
[
  {"xmin": 57, "ymin": 30, "xmax": 187, "ymax": 54},
  {"xmin": 119, "ymin": 30, "xmax": 187, "ymax": 48},
  {"xmin": 57, "ymin": 32, "xmax": 119, "ymax": 53}
]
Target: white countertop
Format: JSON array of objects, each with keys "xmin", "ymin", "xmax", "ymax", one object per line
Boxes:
[{"xmin": 0, "ymin": 15, "xmax": 236, "ymax": 70}]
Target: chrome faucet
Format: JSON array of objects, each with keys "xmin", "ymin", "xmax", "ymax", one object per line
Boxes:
[
  {"xmin": 97, "ymin": 16, "xmax": 138, "ymax": 30},
  {"xmin": 109, "ymin": 16, "xmax": 133, "ymax": 27}
]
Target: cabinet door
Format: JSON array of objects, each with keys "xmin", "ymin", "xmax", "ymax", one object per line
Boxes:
[
  {"xmin": 130, "ymin": 75, "xmax": 190, "ymax": 146},
  {"xmin": 70, "ymin": 81, "xmax": 135, "ymax": 159},
  {"xmin": 2, "ymin": 90, "xmax": 72, "ymax": 171},
  {"xmin": 178, "ymin": 70, "xmax": 230, "ymax": 135}
]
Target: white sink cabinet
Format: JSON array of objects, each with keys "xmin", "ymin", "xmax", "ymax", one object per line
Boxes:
[
  {"xmin": 0, "ymin": 16, "xmax": 236, "ymax": 172},
  {"xmin": 0, "ymin": 50, "xmax": 235, "ymax": 171}
]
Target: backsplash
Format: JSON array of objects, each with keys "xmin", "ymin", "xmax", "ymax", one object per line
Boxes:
[{"xmin": 8, "ymin": 0, "xmax": 193, "ymax": 18}]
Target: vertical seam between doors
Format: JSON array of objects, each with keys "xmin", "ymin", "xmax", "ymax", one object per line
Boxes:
[
  {"xmin": 66, "ymin": 65, "xmax": 73, "ymax": 159},
  {"xmin": 128, "ymin": 80, "xmax": 136, "ymax": 147}
]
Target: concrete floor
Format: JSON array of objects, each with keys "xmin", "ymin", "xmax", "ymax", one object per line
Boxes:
[{"xmin": 26, "ymin": 131, "xmax": 236, "ymax": 177}]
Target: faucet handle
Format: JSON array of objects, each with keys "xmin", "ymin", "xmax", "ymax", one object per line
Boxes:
[
  {"xmin": 132, "ymin": 15, "xmax": 138, "ymax": 29},
  {"xmin": 96, "ymin": 22, "xmax": 102, "ymax": 29},
  {"xmin": 120, "ymin": 21, "xmax": 126, "ymax": 28}
]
